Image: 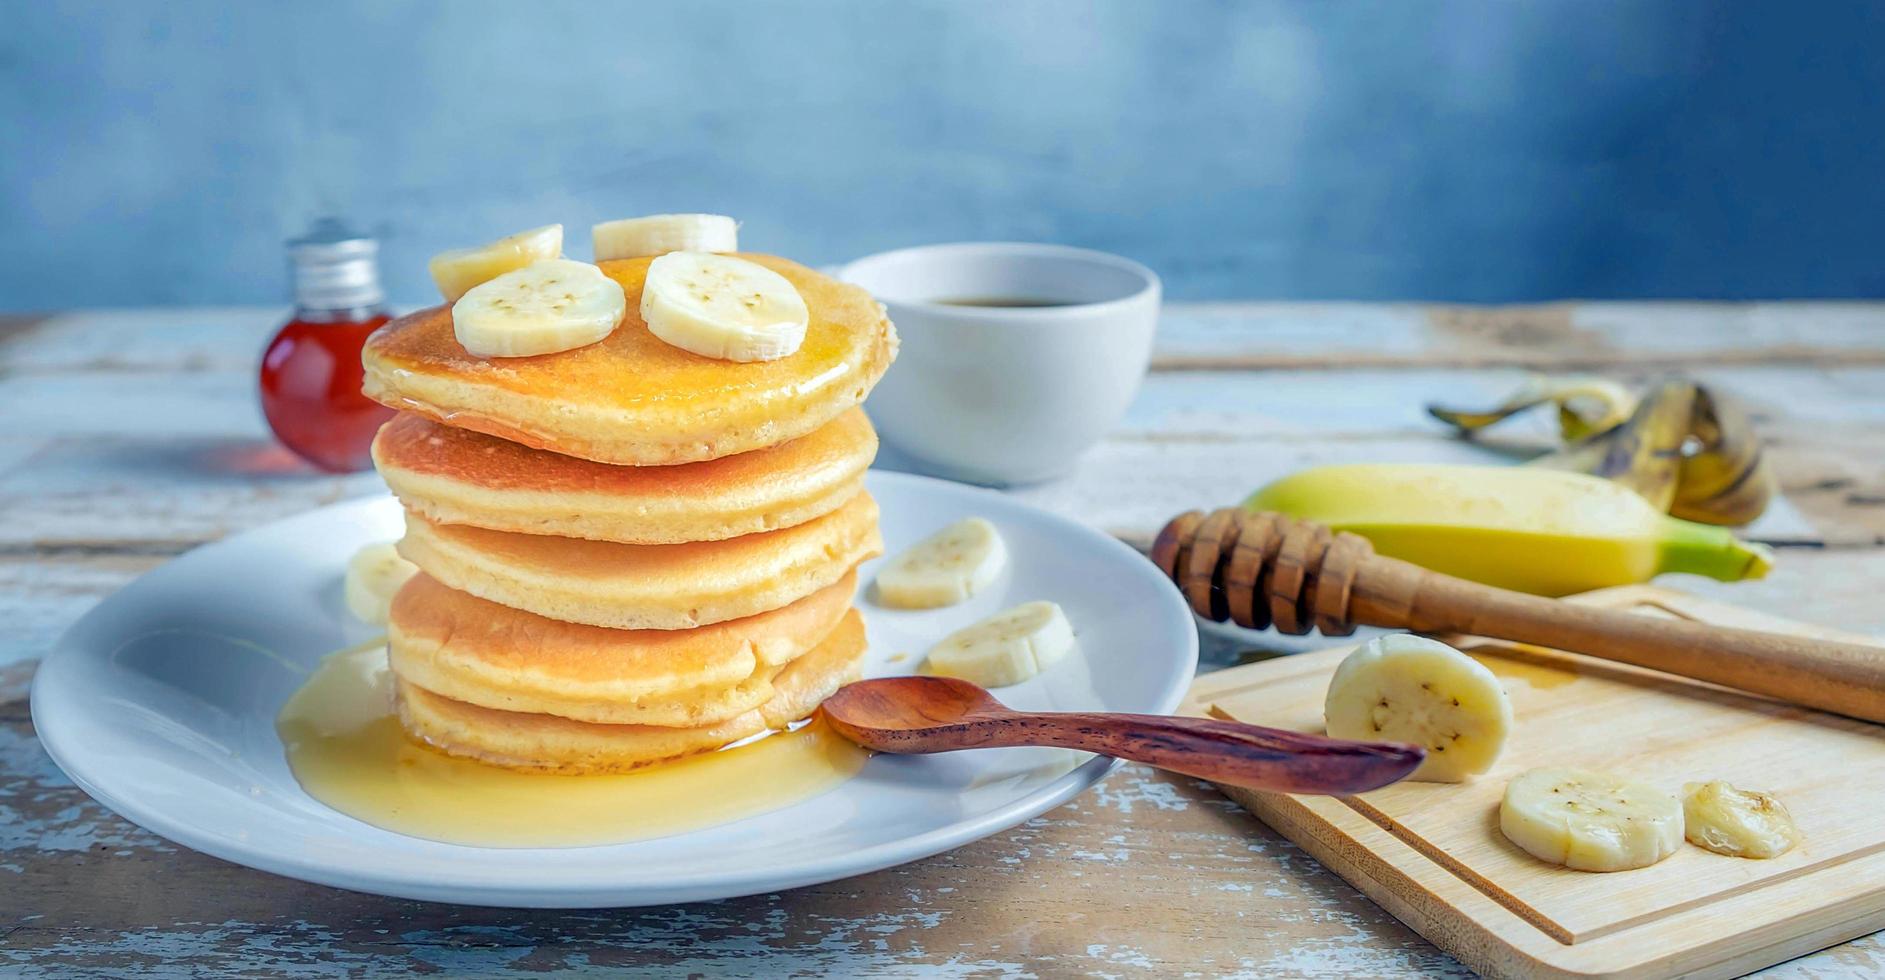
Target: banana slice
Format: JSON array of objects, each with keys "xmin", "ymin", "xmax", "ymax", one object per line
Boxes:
[
  {"xmin": 452, "ymin": 259, "xmax": 626, "ymax": 358},
  {"xmin": 1683, "ymin": 780, "xmax": 1800, "ymax": 858},
  {"xmin": 926, "ymin": 601, "xmax": 1075, "ymax": 688},
  {"xmin": 343, "ymin": 542, "xmax": 418, "ymax": 626},
  {"xmin": 1323, "ymin": 634, "xmax": 1511, "ymax": 782},
  {"xmin": 1501, "ymin": 767, "xmax": 1683, "ymax": 872},
  {"xmin": 428, "ymin": 224, "xmax": 564, "ymax": 302},
  {"xmin": 875, "ymin": 518, "xmax": 1007, "ymax": 609},
  {"xmin": 592, "ymin": 213, "xmax": 738, "ymax": 260},
  {"xmin": 640, "ymin": 252, "xmax": 808, "ymax": 362}
]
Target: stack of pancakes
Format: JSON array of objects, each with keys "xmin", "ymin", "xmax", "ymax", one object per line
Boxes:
[{"xmin": 360, "ymin": 255, "xmax": 897, "ymax": 772}]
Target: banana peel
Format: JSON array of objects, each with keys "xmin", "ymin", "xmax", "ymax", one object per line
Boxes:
[
  {"xmin": 1428, "ymin": 374, "xmax": 1637, "ymax": 443},
  {"xmin": 1535, "ymin": 380, "xmax": 1694, "ymax": 513},
  {"xmin": 1430, "ymin": 377, "xmax": 1775, "ymax": 526},
  {"xmin": 1673, "ymin": 387, "xmax": 1776, "ymax": 526}
]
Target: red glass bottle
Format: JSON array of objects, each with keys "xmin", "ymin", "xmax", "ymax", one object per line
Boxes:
[{"xmin": 260, "ymin": 220, "xmax": 396, "ymax": 472}]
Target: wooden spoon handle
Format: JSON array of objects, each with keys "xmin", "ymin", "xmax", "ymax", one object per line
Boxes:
[
  {"xmin": 1402, "ymin": 569, "xmax": 1885, "ymax": 724},
  {"xmin": 962, "ymin": 712, "xmax": 1424, "ymax": 795}
]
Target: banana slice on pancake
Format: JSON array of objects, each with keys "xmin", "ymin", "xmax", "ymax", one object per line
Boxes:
[
  {"xmin": 593, "ymin": 213, "xmax": 738, "ymax": 260},
  {"xmin": 641, "ymin": 252, "xmax": 809, "ymax": 362},
  {"xmin": 428, "ymin": 224, "xmax": 564, "ymax": 303},
  {"xmin": 452, "ymin": 259, "xmax": 627, "ymax": 358}
]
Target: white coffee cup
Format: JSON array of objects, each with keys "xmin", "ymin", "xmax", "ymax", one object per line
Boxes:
[{"xmin": 840, "ymin": 242, "xmax": 1160, "ymax": 486}]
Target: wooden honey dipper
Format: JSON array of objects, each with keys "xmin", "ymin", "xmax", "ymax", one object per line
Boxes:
[{"xmin": 1152, "ymin": 508, "xmax": 1885, "ymax": 725}]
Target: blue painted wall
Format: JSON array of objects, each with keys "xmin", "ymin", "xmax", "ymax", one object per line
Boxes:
[{"xmin": 3, "ymin": 0, "xmax": 1881, "ymax": 308}]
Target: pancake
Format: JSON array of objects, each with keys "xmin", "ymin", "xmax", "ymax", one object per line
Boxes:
[
  {"xmin": 371, "ymin": 408, "xmax": 877, "ymax": 545},
  {"xmin": 395, "ymin": 610, "xmax": 868, "ymax": 773},
  {"xmin": 362, "ymin": 254, "xmax": 899, "ymax": 466},
  {"xmin": 386, "ymin": 568, "xmax": 856, "ymax": 725},
  {"xmin": 396, "ymin": 490, "xmax": 882, "ymax": 630}
]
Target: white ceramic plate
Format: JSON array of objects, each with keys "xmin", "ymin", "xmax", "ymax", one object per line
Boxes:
[{"xmin": 32, "ymin": 470, "xmax": 1197, "ymax": 907}]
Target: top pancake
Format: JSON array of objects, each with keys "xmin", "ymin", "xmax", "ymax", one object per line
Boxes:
[
  {"xmin": 362, "ymin": 254, "xmax": 898, "ymax": 466},
  {"xmin": 371, "ymin": 407, "xmax": 876, "ymax": 544}
]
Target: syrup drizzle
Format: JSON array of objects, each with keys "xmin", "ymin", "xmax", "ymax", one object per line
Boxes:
[{"xmin": 278, "ymin": 644, "xmax": 867, "ymax": 848}]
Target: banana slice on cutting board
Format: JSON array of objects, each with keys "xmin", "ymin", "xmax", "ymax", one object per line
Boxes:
[
  {"xmin": 593, "ymin": 213, "xmax": 738, "ymax": 260},
  {"xmin": 1683, "ymin": 780, "xmax": 1800, "ymax": 858},
  {"xmin": 641, "ymin": 252, "xmax": 808, "ymax": 362},
  {"xmin": 344, "ymin": 542, "xmax": 418, "ymax": 626},
  {"xmin": 875, "ymin": 518, "xmax": 1007, "ymax": 609},
  {"xmin": 1501, "ymin": 767, "xmax": 1684, "ymax": 872},
  {"xmin": 428, "ymin": 224, "xmax": 564, "ymax": 303},
  {"xmin": 1323, "ymin": 634, "xmax": 1512, "ymax": 782},
  {"xmin": 926, "ymin": 601, "xmax": 1075, "ymax": 688},
  {"xmin": 452, "ymin": 259, "xmax": 627, "ymax": 358}
]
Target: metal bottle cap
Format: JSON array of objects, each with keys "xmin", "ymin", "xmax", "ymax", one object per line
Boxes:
[{"xmin": 287, "ymin": 219, "xmax": 385, "ymax": 311}]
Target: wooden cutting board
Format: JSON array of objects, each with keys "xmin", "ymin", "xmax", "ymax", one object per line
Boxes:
[{"xmin": 1183, "ymin": 585, "xmax": 1885, "ymax": 980}]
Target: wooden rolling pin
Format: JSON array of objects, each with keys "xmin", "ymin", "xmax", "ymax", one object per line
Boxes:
[{"xmin": 1152, "ymin": 508, "xmax": 1885, "ymax": 725}]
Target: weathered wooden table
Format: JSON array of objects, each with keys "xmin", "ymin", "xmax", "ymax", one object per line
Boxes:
[{"xmin": 5, "ymin": 304, "xmax": 1883, "ymax": 977}]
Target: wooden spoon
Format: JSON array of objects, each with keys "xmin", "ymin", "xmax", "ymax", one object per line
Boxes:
[{"xmin": 819, "ymin": 676, "xmax": 1425, "ymax": 795}]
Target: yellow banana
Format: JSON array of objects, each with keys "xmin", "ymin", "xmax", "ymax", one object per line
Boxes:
[{"xmin": 1244, "ymin": 464, "xmax": 1772, "ymax": 596}]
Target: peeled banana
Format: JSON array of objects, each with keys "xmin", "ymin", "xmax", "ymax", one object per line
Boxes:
[
  {"xmin": 1245, "ymin": 464, "xmax": 1772, "ymax": 596},
  {"xmin": 1324, "ymin": 634, "xmax": 1511, "ymax": 782},
  {"xmin": 343, "ymin": 542, "xmax": 418, "ymax": 626},
  {"xmin": 1683, "ymin": 780, "xmax": 1800, "ymax": 859},
  {"xmin": 641, "ymin": 252, "xmax": 809, "ymax": 362},
  {"xmin": 926, "ymin": 601, "xmax": 1075, "ymax": 688},
  {"xmin": 1500, "ymin": 767, "xmax": 1684, "ymax": 872},
  {"xmin": 875, "ymin": 518, "xmax": 1008, "ymax": 609},
  {"xmin": 593, "ymin": 213, "xmax": 738, "ymax": 260},
  {"xmin": 451, "ymin": 259, "xmax": 627, "ymax": 358},
  {"xmin": 428, "ymin": 225, "xmax": 564, "ymax": 303}
]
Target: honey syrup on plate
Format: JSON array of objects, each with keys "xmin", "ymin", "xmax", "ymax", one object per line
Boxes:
[{"xmin": 277, "ymin": 643, "xmax": 868, "ymax": 848}]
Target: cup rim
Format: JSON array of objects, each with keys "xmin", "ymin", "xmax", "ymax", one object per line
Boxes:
[{"xmin": 837, "ymin": 241, "xmax": 1161, "ymax": 320}]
